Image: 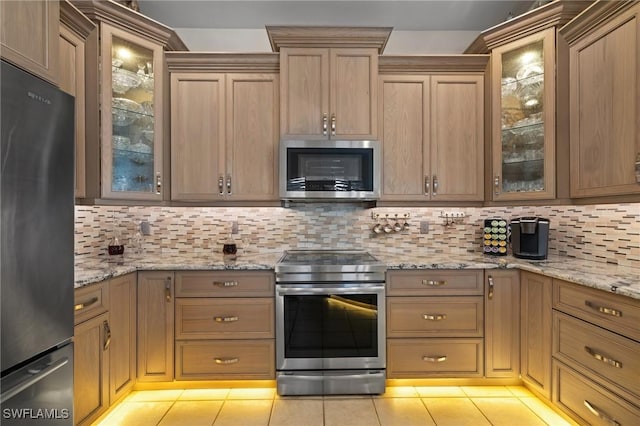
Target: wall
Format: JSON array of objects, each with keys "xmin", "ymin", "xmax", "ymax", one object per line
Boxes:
[
  {"xmin": 174, "ymin": 28, "xmax": 481, "ymax": 54},
  {"xmin": 75, "ymin": 203, "xmax": 640, "ymax": 269}
]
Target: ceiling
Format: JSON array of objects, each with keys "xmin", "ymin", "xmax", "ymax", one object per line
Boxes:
[{"xmin": 138, "ymin": 1, "xmax": 537, "ymax": 32}]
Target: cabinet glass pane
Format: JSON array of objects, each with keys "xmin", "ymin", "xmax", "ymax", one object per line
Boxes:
[
  {"xmin": 110, "ymin": 36, "xmax": 155, "ymax": 193},
  {"xmin": 500, "ymin": 40, "xmax": 544, "ymax": 193}
]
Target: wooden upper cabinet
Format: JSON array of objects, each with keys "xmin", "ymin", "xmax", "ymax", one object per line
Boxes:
[
  {"xmin": 171, "ymin": 72, "xmax": 226, "ymax": 200},
  {"xmin": 431, "ymin": 75, "xmax": 484, "ymax": 201},
  {"xmin": 378, "ymin": 64, "xmax": 485, "ymax": 202},
  {"xmin": 268, "ymin": 26, "xmax": 391, "ymax": 141},
  {"xmin": 280, "ymin": 47, "xmax": 377, "ymax": 140},
  {"xmin": 59, "ymin": 0, "xmax": 97, "ymax": 199},
  {"xmin": 561, "ymin": 2, "xmax": 640, "ymax": 198},
  {"xmin": 226, "ymin": 73, "xmax": 279, "ymax": 200},
  {"xmin": 379, "ymin": 75, "xmax": 430, "ymax": 200},
  {"xmin": 1, "ymin": 0, "xmax": 59, "ymax": 84},
  {"xmin": 168, "ymin": 53, "xmax": 280, "ymax": 202}
]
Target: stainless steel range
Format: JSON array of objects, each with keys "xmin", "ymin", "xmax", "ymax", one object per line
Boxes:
[{"xmin": 275, "ymin": 250, "xmax": 386, "ymax": 396}]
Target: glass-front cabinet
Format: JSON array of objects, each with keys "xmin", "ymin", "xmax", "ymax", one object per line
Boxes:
[
  {"xmin": 492, "ymin": 28, "xmax": 555, "ymax": 201},
  {"xmin": 101, "ymin": 24, "xmax": 164, "ymax": 200}
]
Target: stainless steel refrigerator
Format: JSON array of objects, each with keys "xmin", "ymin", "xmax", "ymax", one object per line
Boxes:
[{"xmin": 1, "ymin": 60, "xmax": 75, "ymax": 424}]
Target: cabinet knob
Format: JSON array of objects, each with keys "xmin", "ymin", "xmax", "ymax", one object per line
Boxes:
[
  {"xmin": 488, "ymin": 275, "xmax": 494, "ymax": 300},
  {"xmin": 322, "ymin": 113, "xmax": 328, "ymax": 136},
  {"xmin": 422, "ymin": 355, "xmax": 447, "ymax": 363},
  {"xmin": 218, "ymin": 176, "xmax": 224, "ymax": 196},
  {"xmin": 103, "ymin": 320, "xmax": 111, "ymax": 351},
  {"xmin": 330, "ymin": 113, "xmax": 336, "ymax": 136},
  {"xmin": 155, "ymin": 172, "xmax": 162, "ymax": 195}
]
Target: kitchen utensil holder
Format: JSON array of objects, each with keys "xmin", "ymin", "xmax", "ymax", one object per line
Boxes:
[
  {"xmin": 440, "ymin": 212, "xmax": 466, "ymax": 227},
  {"xmin": 371, "ymin": 213, "xmax": 410, "ymax": 235}
]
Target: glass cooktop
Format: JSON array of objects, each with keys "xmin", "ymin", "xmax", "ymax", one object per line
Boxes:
[{"xmin": 275, "ymin": 250, "xmax": 386, "ymax": 279}]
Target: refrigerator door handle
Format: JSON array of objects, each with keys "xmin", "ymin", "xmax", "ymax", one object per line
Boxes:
[{"xmin": 0, "ymin": 357, "xmax": 69, "ymax": 403}]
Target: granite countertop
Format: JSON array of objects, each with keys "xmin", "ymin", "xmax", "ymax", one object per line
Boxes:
[{"xmin": 75, "ymin": 251, "xmax": 640, "ymax": 300}]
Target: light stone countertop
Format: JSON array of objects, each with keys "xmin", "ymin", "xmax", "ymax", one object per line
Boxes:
[{"xmin": 75, "ymin": 251, "xmax": 640, "ymax": 300}]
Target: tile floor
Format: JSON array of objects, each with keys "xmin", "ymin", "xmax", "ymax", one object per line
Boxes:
[{"xmin": 93, "ymin": 386, "xmax": 575, "ymax": 426}]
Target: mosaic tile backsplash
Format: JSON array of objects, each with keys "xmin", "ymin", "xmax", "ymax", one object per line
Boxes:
[{"xmin": 75, "ymin": 203, "xmax": 640, "ymax": 269}]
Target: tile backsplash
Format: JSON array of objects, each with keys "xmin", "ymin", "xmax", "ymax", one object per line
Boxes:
[{"xmin": 75, "ymin": 203, "xmax": 640, "ymax": 268}]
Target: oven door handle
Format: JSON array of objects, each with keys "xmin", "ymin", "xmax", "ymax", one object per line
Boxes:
[{"xmin": 277, "ymin": 285, "xmax": 385, "ymax": 295}]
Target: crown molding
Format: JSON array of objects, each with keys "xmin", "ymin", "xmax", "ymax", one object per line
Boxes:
[{"xmin": 266, "ymin": 26, "xmax": 393, "ymax": 53}]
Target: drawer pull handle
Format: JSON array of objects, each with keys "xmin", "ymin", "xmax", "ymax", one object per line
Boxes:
[
  {"xmin": 423, "ymin": 314, "xmax": 447, "ymax": 321},
  {"xmin": 585, "ymin": 346, "xmax": 622, "ymax": 369},
  {"xmin": 585, "ymin": 301, "xmax": 622, "ymax": 317},
  {"xmin": 423, "ymin": 355, "xmax": 447, "ymax": 363},
  {"xmin": 214, "ymin": 357, "xmax": 239, "ymax": 365},
  {"xmin": 214, "ymin": 316, "xmax": 239, "ymax": 323},
  {"xmin": 213, "ymin": 281, "xmax": 238, "ymax": 288},
  {"xmin": 74, "ymin": 297, "xmax": 98, "ymax": 311},
  {"xmin": 421, "ymin": 280, "xmax": 446, "ymax": 286},
  {"xmin": 583, "ymin": 400, "xmax": 620, "ymax": 426}
]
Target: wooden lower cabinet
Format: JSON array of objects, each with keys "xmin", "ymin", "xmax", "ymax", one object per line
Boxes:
[
  {"xmin": 484, "ymin": 270, "xmax": 520, "ymax": 378},
  {"xmin": 74, "ymin": 311, "xmax": 109, "ymax": 426},
  {"xmin": 553, "ymin": 360, "xmax": 640, "ymax": 425},
  {"xmin": 109, "ymin": 273, "xmax": 137, "ymax": 403},
  {"xmin": 520, "ymin": 271, "xmax": 552, "ymax": 399},
  {"xmin": 137, "ymin": 272, "xmax": 175, "ymax": 382},
  {"xmin": 176, "ymin": 340, "xmax": 275, "ymax": 380},
  {"xmin": 387, "ymin": 338, "xmax": 483, "ymax": 378}
]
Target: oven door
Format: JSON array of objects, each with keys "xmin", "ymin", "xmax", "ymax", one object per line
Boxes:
[{"xmin": 276, "ymin": 283, "xmax": 385, "ymax": 371}]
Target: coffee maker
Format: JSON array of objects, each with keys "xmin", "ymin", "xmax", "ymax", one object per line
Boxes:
[{"xmin": 510, "ymin": 217, "xmax": 550, "ymax": 260}]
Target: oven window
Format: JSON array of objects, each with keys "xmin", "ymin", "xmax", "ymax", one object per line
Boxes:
[
  {"xmin": 286, "ymin": 148, "xmax": 374, "ymax": 191},
  {"xmin": 283, "ymin": 294, "xmax": 378, "ymax": 358}
]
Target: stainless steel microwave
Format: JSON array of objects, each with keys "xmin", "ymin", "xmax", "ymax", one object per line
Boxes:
[{"xmin": 279, "ymin": 140, "xmax": 381, "ymax": 200}]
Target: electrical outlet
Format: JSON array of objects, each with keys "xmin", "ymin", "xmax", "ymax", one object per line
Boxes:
[
  {"xmin": 231, "ymin": 221, "xmax": 239, "ymax": 234},
  {"xmin": 140, "ymin": 221, "xmax": 151, "ymax": 236},
  {"xmin": 420, "ymin": 221, "xmax": 429, "ymax": 234}
]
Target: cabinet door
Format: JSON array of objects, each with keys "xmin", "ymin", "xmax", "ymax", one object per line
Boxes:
[
  {"xmin": 59, "ymin": 24, "xmax": 87, "ymax": 199},
  {"xmin": 101, "ymin": 24, "xmax": 164, "ymax": 201},
  {"xmin": 226, "ymin": 73, "xmax": 279, "ymax": 200},
  {"xmin": 520, "ymin": 271, "xmax": 552, "ymax": 399},
  {"xmin": 74, "ymin": 312, "xmax": 110, "ymax": 426},
  {"xmin": 431, "ymin": 75, "xmax": 484, "ymax": 201},
  {"xmin": 569, "ymin": 4, "xmax": 640, "ymax": 198},
  {"xmin": 330, "ymin": 48, "xmax": 378, "ymax": 140},
  {"xmin": 109, "ymin": 273, "xmax": 137, "ymax": 403},
  {"xmin": 485, "ymin": 270, "xmax": 520, "ymax": 378},
  {"xmin": 379, "ymin": 75, "xmax": 430, "ymax": 200},
  {"xmin": 170, "ymin": 72, "xmax": 225, "ymax": 200},
  {"xmin": 280, "ymin": 47, "xmax": 329, "ymax": 140},
  {"xmin": 137, "ymin": 272, "xmax": 174, "ymax": 382},
  {"xmin": 0, "ymin": 0, "xmax": 58, "ymax": 84},
  {"xmin": 492, "ymin": 28, "xmax": 556, "ymax": 200}
]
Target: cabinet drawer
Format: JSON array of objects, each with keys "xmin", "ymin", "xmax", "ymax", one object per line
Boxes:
[
  {"xmin": 176, "ymin": 298, "xmax": 274, "ymax": 340},
  {"xmin": 175, "ymin": 271, "xmax": 274, "ymax": 297},
  {"xmin": 553, "ymin": 311, "xmax": 640, "ymax": 402},
  {"xmin": 553, "ymin": 279, "xmax": 640, "ymax": 341},
  {"xmin": 175, "ymin": 340, "xmax": 275, "ymax": 380},
  {"xmin": 553, "ymin": 361, "xmax": 640, "ymax": 426},
  {"xmin": 387, "ymin": 338, "xmax": 483, "ymax": 378},
  {"xmin": 387, "ymin": 270, "xmax": 484, "ymax": 296},
  {"xmin": 74, "ymin": 280, "xmax": 109, "ymax": 325},
  {"xmin": 387, "ymin": 296, "xmax": 483, "ymax": 338}
]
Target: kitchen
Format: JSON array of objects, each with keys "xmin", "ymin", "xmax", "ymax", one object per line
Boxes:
[{"xmin": 1, "ymin": 0, "xmax": 639, "ymax": 425}]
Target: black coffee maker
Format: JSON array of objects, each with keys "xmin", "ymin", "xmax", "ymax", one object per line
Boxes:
[{"xmin": 510, "ymin": 217, "xmax": 550, "ymax": 260}]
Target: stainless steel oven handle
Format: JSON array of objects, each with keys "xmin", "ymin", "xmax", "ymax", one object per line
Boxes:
[
  {"xmin": 1, "ymin": 357, "xmax": 69, "ymax": 404},
  {"xmin": 277, "ymin": 285, "xmax": 385, "ymax": 295}
]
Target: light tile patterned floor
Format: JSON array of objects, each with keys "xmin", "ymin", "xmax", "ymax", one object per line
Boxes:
[{"xmin": 93, "ymin": 386, "xmax": 574, "ymax": 426}]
